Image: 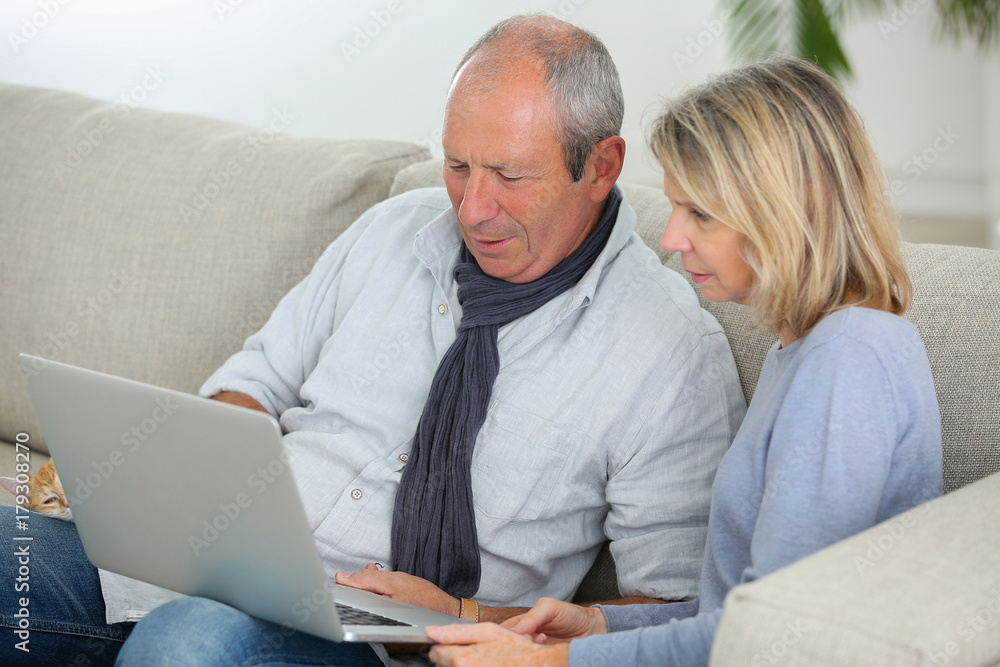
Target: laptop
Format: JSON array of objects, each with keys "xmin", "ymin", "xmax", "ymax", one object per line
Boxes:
[{"xmin": 17, "ymin": 353, "xmax": 468, "ymax": 643}]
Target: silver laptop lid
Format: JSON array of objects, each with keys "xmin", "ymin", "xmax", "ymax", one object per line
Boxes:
[
  {"xmin": 18, "ymin": 354, "xmax": 352, "ymax": 640},
  {"xmin": 18, "ymin": 354, "xmax": 466, "ymax": 643}
]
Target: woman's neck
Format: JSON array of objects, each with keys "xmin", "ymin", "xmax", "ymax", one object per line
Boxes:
[{"xmin": 778, "ymin": 322, "xmax": 798, "ymax": 348}]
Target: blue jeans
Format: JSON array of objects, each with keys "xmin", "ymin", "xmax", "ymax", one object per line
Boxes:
[
  {"xmin": 0, "ymin": 506, "xmax": 134, "ymax": 666},
  {"xmin": 116, "ymin": 597, "xmax": 384, "ymax": 666},
  {"xmin": 0, "ymin": 507, "xmax": 382, "ymax": 666}
]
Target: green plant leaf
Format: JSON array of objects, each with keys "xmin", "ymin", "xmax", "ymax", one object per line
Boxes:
[
  {"xmin": 722, "ymin": 0, "xmax": 855, "ymax": 79},
  {"xmin": 934, "ymin": 0, "xmax": 1000, "ymax": 48}
]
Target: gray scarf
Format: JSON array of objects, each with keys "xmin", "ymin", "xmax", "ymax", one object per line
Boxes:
[{"xmin": 391, "ymin": 187, "xmax": 622, "ymax": 598}]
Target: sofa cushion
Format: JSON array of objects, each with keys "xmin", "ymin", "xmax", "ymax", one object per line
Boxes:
[
  {"xmin": 710, "ymin": 470, "xmax": 1000, "ymax": 666},
  {"xmin": 900, "ymin": 244, "xmax": 1000, "ymax": 492},
  {"xmin": 0, "ymin": 83, "xmax": 429, "ymax": 452}
]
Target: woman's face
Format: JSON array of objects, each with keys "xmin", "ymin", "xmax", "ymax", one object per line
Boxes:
[{"xmin": 659, "ymin": 175, "xmax": 755, "ymax": 304}]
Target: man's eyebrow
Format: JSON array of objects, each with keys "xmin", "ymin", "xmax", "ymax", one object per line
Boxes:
[
  {"xmin": 443, "ymin": 154, "xmax": 529, "ymax": 174},
  {"xmin": 483, "ymin": 161, "xmax": 520, "ymax": 172}
]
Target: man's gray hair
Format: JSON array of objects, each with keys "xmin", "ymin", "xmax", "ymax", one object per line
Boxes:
[{"xmin": 454, "ymin": 15, "xmax": 624, "ymax": 182}]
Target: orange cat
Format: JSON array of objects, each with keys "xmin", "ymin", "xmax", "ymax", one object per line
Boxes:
[{"xmin": 1, "ymin": 458, "xmax": 73, "ymax": 521}]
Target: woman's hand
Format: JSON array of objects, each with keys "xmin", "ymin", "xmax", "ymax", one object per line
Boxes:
[
  {"xmin": 427, "ymin": 623, "xmax": 570, "ymax": 667},
  {"xmin": 501, "ymin": 597, "xmax": 607, "ymax": 644},
  {"xmin": 334, "ymin": 565, "xmax": 460, "ymax": 616}
]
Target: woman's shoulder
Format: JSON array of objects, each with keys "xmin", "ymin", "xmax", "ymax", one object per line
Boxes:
[
  {"xmin": 783, "ymin": 307, "xmax": 930, "ymax": 386},
  {"xmin": 804, "ymin": 307, "xmax": 920, "ymax": 353}
]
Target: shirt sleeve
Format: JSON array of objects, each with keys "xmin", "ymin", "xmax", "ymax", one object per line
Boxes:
[
  {"xmin": 570, "ymin": 608, "xmax": 720, "ymax": 667},
  {"xmin": 573, "ymin": 333, "xmax": 930, "ymax": 666},
  {"xmin": 600, "ymin": 598, "xmax": 699, "ymax": 632},
  {"xmin": 605, "ymin": 329, "xmax": 745, "ymax": 601},
  {"xmin": 744, "ymin": 336, "xmax": 912, "ymax": 578},
  {"xmin": 199, "ymin": 202, "xmax": 383, "ymax": 416}
]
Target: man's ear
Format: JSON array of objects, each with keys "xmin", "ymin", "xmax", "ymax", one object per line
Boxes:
[{"xmin": 585, "ymin": 135, "xmax": 626, "ymax": 203}]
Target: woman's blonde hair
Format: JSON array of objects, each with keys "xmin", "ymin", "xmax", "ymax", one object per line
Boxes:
[{"xmin": 650, "ymin": 54, "xmax": 911, "ymax": 338}]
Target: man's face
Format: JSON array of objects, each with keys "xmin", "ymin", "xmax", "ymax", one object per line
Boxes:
[{"xmin": 441, "ymin": 68, "xmax": 599, "ymax": 284}]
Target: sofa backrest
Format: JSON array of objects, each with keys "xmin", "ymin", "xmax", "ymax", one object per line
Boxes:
[
  {"xmin": 390, "ymin": 159, "xmax": 1000, "ymax": 494},
  {"xmin": 0, "ymin": 82, "xmax": 430, "ymax": 452}
]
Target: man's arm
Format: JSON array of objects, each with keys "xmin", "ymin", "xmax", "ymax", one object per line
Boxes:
[
  {"xmin": 335, "ymin": 569, "xmax": 671, "ymax": 624},
  {"xmin": 211, "ymin": 391, "xmax": 269, "ymax": 414}
]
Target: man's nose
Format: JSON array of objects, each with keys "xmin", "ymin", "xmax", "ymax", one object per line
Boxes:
[{"xmin": 458, "ymin": 171, "xmax": 500, "ymax": 225}]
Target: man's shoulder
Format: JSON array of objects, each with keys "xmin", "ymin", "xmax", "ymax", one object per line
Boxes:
[
  {"xmin": 374, "ymin": 186, "xmax": 452, "ymax": 217},
  {"xmin": 338, "ymin": 187, "xmax": 453, "ymax": 250},
  {"xmin": 600, "ymin": 233, "xmax": 724, "ymax": 340}
]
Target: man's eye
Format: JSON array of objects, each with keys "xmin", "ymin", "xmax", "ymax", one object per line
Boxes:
[
  {"xmin": 446, "ymin": 163, "xmax": 468, "ymax": 173},
  {"xmin": 499, "ymin": 173, "xmax": 523, "ymax": 183}
]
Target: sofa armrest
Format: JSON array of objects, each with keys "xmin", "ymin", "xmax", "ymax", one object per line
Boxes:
[{"xmin": 710, "ymin": 471, "xmax": 1000, "ymax": 666}]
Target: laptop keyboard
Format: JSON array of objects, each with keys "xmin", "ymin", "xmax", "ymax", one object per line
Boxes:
[{"xmin": 336, "ymin": 602, "xmax": 412, "ymax": 627}]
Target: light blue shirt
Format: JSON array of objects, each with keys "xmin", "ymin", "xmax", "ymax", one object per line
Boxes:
[
  {"xmin": 571, "ymin": 307, "xmax": 943, "ymax": 666},
  {"xmin": 98, "ymin": 187, "xmax": 745, "ymax": 621}
]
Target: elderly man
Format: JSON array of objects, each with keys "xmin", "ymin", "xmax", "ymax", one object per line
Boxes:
[{"xmin": 1, "ymin": 14, "xmax": 744, "ymax": 667}]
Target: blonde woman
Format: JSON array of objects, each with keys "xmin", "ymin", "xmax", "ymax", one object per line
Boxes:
[{"xmin": 427, "ymin": 54, "xmax": 943, "ymax": 667}]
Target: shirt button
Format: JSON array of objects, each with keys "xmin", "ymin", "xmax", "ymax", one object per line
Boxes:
[
  {"xmin": 398, "ymin": 453, "xmax": 409, "ymax": 463},
  {"xmin": 437, "ymin": 303, "xmax": 448, "ymax": 315},
  {"xmin": 351, "ymin": 489, "xmax": 363, "ymax": 500}
]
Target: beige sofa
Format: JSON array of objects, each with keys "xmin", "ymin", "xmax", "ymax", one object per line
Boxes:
[{"xmin": 2, "ymin": 82, "xmax": 999, "ymax": 665}]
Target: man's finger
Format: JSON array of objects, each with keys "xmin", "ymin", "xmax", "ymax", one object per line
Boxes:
[{"xmin": 334, "ymin": 569, "xmax": 393, "ymax": 595}]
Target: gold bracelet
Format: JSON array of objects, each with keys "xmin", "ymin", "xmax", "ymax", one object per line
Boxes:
[{"xmin": 458, "ymin": 597, "xmax": 480, "ymax": 623}]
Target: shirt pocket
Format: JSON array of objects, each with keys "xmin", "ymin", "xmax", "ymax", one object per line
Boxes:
[{"xmin": 471, "ymin": 401, "xmax": 573, "ymax": 522}]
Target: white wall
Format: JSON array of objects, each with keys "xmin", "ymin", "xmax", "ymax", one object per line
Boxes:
[{"xmin": 2, "ymin": 0, "xmax": 995, "ymax": 246}]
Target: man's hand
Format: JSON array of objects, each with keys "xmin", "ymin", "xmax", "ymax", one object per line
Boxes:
[
  {"xmin": 211, "ymin": 391, "xmax": 269, "ymax": 414},
  {"xmin": 500, "ymin": 597, "xmax": 607, "ymax": 644},
  {"xmin": 427, "ymin": 623, "xmax": 570, "ymax": 667},
  {"xmin": 334, "ymin": 565, "xmax": 461, "ymax": 617}
]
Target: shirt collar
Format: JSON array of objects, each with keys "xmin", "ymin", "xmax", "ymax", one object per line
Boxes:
[{"xmin": 413, "ymin": 185, "xmax": 637, "ymax": 318}]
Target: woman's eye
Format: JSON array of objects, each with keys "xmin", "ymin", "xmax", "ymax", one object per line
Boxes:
[{"xmin": 692, "ymin": 209, "xmax": 711, "ymax": 222}]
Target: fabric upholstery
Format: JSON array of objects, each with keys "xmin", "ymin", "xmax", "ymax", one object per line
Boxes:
[
  {"xmin": 0, "ymin": 82, "xmax": 429, "ymax": 452},
  {"xmin": 710, "ymin": 470, "xmax": 1000, "ymax": 666}
]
